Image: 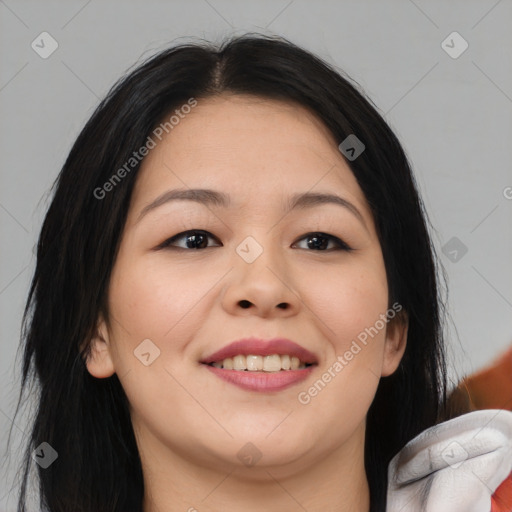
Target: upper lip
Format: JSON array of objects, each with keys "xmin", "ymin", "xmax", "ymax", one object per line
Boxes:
[{"xmin": 200, "ymin": 337, "xmax": 319, "ymax": 365}]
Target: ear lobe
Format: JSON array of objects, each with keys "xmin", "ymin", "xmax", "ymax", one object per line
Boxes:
[
  {"xmin": 85, "ymin": 317, "xmax": 115, "ymax": 379},
  {"xmin": 381, "ymin": 311, "xmax": 408, "ymax": 377}
]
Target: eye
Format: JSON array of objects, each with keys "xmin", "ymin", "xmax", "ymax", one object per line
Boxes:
[
  {"xmin": 158, "ymin": 230, "xmax": 222, "ymax": 250},
  {"xmin": 157, "ymin": 230, "xmax": 352, "ymax": 252},
  {"xmin": 293, "ymin": 232, "xmax": 352, "ymax": 251}
]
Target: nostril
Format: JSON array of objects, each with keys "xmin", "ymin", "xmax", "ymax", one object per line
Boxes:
[{"xmin": 239, "ymin": 300, "xmax": 252, "ymax": 309}]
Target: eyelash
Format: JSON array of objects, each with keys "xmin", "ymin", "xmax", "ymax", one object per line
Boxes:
[{"xmin": 157, "ymin": 230, "xmax": 353, "ymax": 252}]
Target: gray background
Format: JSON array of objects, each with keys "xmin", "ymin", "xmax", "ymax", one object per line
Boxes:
[{"xmin": 1, "ymin": 0, "xmax": 511, "ymax": 509}]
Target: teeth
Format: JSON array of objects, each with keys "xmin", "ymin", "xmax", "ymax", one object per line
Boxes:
[
  {"xmin": 210, "ymin": 354, "xmax": 309, "ymax": 371},
  {"xmin": 233, "ymin": 355, "xmax": 246, "ymax": 371},
  {"xmin": 263, "ymin": 354, "xmax": 281, "ymax": 372},
  {"xmin": 245, "ymin": 355, "xmax": 261, "ymax": 371}
]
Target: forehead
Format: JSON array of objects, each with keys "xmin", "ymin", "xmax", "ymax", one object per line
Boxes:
[{"xmin": 129, "ymin": 94, "xmax": 369, "ymax": 217}]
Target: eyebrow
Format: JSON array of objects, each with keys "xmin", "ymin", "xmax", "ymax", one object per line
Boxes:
[{"xmin": 136, "ymin": 188, "xmax": 367, "ymax": 228}]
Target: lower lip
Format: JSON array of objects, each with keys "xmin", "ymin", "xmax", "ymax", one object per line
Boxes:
[{"xmin": 203, "ymin": 364, "xmax": 315, "ymax": 392}]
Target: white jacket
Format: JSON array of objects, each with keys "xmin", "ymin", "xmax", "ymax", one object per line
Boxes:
[{"xmin": 387, "ymin": 409, "xmax": 512, "ymax": 512}]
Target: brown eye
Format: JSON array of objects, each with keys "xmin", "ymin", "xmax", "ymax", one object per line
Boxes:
[
  {"xmin": 158, "ymin": 230, "xmax": 222, "ymax": 250},
  {"xmin": 293, "ymin": 232, "xmax": 352, "ymax": 251}
]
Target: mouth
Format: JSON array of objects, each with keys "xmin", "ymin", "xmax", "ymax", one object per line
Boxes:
[{"xmin": 200, "ymin": 337, "xmax": 319, "ymax": 392}]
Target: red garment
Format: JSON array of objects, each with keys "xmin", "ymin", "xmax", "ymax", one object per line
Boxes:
[
  {"xmin": 465, "ymin": 346, "xmax": 512, "ymax": 411},
  {"xmin": 491, "ymin": 470, "xmax": 512, "ymax": 512}
]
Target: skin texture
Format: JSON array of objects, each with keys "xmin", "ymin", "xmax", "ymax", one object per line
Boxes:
[{"xmin": 86, "ymin": 94, "xmax": 408, "ymax": 512}]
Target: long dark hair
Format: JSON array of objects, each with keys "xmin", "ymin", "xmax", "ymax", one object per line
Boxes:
[{"xmin": 15, "ymin": 33, "xmax": 449, "ymax": 512}]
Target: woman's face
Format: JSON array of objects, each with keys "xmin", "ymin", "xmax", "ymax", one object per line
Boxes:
[{"xmin": 87, "ymin": 94, "xmax": 407, "ymax": 478}]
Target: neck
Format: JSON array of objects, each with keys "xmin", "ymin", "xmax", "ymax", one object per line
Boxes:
[{"xmin": 139, "ymin": 422, "xmax": 370, "ymax": 512}]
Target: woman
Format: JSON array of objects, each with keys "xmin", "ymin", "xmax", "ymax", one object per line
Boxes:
[{"xmin": 16, "ymin": 34, "xmax": 512, "ymax": 512}]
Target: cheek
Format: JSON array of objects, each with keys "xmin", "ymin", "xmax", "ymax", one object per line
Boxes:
[
  {"xmin": 109, "ymin": 254, "xmax": 213, "ymax": 336},
  {"xmin": 105, "ymin": 256, "xmax": 214, "ymax": 430},
  {"xmin": 303, "ymin": 256, "xmax": 389, "ymax": 351},
  {"xmin": 331, "ymin": 282, "xmax": 389, "ymax": 358},
  {"xmin": 296, "ymin": 254, "xmax": 389, "ymax": 426},
  {"xmin": 298, "ymin": 265, "xmax": 389, "ymax": 431}
]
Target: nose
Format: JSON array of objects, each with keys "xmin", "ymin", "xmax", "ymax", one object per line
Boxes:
[{"xmin": 221, "ymin": 241, "xmax": 300, "ymax": 318}]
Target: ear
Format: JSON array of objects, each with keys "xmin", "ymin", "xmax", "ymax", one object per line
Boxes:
[
  {"xmin": 85, "ymin": 314, "xmax": 115, "ymax": 378},
  {"xmin": 381, "ymin": 310, "xmax": 408, "ymax": 377}
]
